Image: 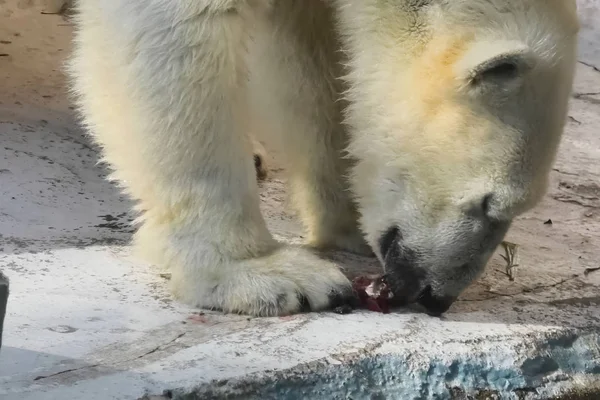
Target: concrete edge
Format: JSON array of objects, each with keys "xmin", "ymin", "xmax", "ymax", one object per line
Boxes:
[{"xmin": 144, "ymin": 328, "xmax": 600, "ymax": 400}]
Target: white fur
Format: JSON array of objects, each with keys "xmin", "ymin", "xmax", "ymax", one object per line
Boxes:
[{"xmin": 68, "ymin": 0, "xmax": 579, "ymax": 315}]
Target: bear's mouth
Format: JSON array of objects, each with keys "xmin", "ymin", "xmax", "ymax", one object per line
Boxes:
[
  {"xmin": 377, "ymin": 226, "xmax": 460, "ymax": 316},
  {"xmin": 381, "ymin": 271, "xmax": 426, "ymax": 307},
  {"xmin": 378, "ymin": 227, "xmax": 428, "ymax": 304},
  {"xmin": 413, "ymin": 285, "xmax": 456, "ymax": 316},
  {"xmin": 379, "ymin": 278, "xmax": 457, "ymax": 317}
]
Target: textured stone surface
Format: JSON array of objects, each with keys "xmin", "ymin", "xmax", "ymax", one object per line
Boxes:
[{"xmin": 1, "ymin": 1, "xmax": 600, "ymax": 399}]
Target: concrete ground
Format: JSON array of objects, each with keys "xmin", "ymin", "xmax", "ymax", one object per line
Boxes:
[{"xmin": 1, "ymin": 1, "xmax": 600, "ymax": 399}]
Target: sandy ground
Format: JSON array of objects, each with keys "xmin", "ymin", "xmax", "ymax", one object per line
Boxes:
[{"xmin": 1, "ymin": 0, "xmax": 600, "ymax": 358}]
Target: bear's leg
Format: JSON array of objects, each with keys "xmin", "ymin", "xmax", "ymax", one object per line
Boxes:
[
  {"xmin": 283, "ymin": 121, "xmax": 372, "ymax": 256},
  {"xmin": 70, "ymin": 0, "xmax": 353, "ymax": 316},
  {"xmin": 249, "ymin": 2, "xmax": 372, "ymax": 256}
]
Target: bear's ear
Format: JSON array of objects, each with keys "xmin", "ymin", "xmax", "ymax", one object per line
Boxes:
[{"xmin": 455, "ymin": 40, "xmax": 534, "ymax": 89}]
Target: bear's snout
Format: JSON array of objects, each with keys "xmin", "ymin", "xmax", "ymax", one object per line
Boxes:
[{"xmin": 378, "ymin": 218, "xmax": 509, "ymax": 315}]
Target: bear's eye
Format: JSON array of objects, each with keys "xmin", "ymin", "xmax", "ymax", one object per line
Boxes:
[
  {"xmin": 470, "ymin": 55, "xmax": 525, "ymax": 86},
  {"xmin": 479, "ymin": 62, "xmax": 518, "ymax": 81}
]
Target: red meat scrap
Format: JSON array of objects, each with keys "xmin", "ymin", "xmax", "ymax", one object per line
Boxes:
[{"xmin": 352, "ymin": 275, "xmax": 394, "ymax": 313}]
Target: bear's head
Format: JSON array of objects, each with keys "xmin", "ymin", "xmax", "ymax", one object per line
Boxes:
[{"xmin": 336, "ymin": 0, "xmax": 579, "ymax": 314}]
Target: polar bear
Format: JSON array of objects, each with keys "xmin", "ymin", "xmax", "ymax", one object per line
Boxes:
[{"xmin": 68, "ymin": 0, "xmax": 579, "ymax": 316}]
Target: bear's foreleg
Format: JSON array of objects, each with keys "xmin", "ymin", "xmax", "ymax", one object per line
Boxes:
[
  {"xmin": 248, "ymin": 2, "xmax": 372, "ymax": 256},
  {"xmin": 69, "ymin": 0, "xmax": 353, "ymax": 316}
]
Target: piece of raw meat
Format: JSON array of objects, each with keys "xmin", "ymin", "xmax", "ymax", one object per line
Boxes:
[{"xmin": 352, "ymin": 275, "xmax": 394, "ymax": 314}]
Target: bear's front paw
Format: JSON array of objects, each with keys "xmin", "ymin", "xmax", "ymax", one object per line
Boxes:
[{"xmin": 170, "ymin": 245, "xmax": 355, "ymax": 316}]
